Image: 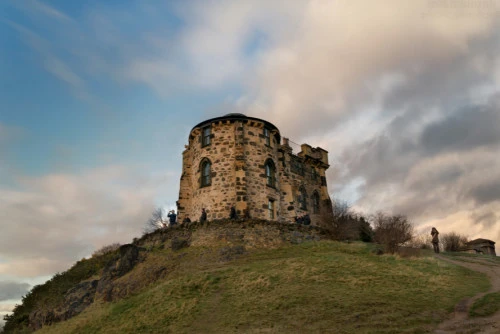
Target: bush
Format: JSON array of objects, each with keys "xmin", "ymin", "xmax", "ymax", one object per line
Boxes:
[
  {"xmin": 372, "ymin": 212, "xmax": 414, "ymax": 254},
  {"xmin": 92, "ymin": 242, "xmax": 121, "ymax": 257},
  {"xmin": 406, "ymin": 233, "xmax": 432, "ymax": 250},
  {"xmin": 326, "ymin": 199, "xmax": 373, "ymax": 242},
  {"xmin": 441, "ymin": 232, "xmax": 468, "ymax": 252}
]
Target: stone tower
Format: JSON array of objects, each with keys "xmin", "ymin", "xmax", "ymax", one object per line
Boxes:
[{"xmin": 176, "ymin": 113, "xmax": 333, "ymax": 226}]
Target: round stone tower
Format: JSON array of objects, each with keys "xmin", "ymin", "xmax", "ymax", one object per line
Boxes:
[{"xmin": 176, "ymin": 113, "xmax": 333, "ymax": 225}]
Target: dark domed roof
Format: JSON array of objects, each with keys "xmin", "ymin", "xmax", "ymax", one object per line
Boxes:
[
  {"xmin": 191, "ymin": 113, "xmax": 280, "ymax": 142},
  {"xmin": 224, "ymin": 113, "xmax": 246, "ymax": 117}
]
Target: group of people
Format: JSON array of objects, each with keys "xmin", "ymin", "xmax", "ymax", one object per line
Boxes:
[
  {"xmin": 162, "ymin": 206, "xmax": 220, "ymax": 228},
  {"xmin": 162, "ymin": 208, "xmax": 204, "ymax": 227},
  {"xmin": 166, "ymin": 206, "xmax": 315, "ymax": 227},
  {"xmin": 294, "ymin": 213, "xmax": 311, "ymax": 225}
]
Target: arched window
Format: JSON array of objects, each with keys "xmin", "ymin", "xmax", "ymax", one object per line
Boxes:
[
  {"xmin": 312, "ymin": 191, "xmax": 320, "ymax": 214},
  {"xmin": 200, "ymin": 158, "xmax": 211, "ymax": 187},
  {"xmin": 265, "ymin": 159, "xmax": 276, "ymax": 188},
  {"xmin": 298, "ymin": 186, "xmax": 307, "ymax": 210}
]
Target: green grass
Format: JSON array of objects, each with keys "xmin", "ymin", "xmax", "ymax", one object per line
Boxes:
[
  {"xmin": 34, "ymin": 241, "xmax": 490, "ymax": 334},
  {"xmin": 470, "ymin": 292, "xmax": 500, "ymax": 317}
]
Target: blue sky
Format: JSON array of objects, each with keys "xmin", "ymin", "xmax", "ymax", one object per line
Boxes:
[
  {"xmin": 1, "ymin": 0, "xmax": 238, "ymax": 179},
  {"xmin": 1, "ymin": 0, "xmax": 500, "ymax": 327}
]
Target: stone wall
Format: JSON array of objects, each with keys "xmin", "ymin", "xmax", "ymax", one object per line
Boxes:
[
  {"xmin": 177, "ymin": 114, "xmax": 333, "ymax": 226},
  {"xmin": 137, "ymin": 219, "xmax": 329, "ymax": 250}
]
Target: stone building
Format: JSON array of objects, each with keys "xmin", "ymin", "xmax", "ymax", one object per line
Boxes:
[
  {"xmin": 176, "ymin": 113, "xmax": 333, "ymax": 226},
  {"xmin": 461, "ymin": 239, "xmax": 496, "ymax": 256}
]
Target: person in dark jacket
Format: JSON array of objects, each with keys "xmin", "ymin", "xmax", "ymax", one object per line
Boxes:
[
  {"xmin": 303, "ymin": 214, "xmax": 311, "ymax": 226},
  {"xmin": 168, "ymin": 210, "xmax": 177, "ymax": 226},
  {"xmin": 200, "ymin": 208, "xmax": 207, "ymax": 223},
  {"xmin": 182, "ymin": 216, "xmax": 191, "ymax": 224},
  {"xmin": 230, "ymin": 205, "xmax": 237, "ymax": 220}
]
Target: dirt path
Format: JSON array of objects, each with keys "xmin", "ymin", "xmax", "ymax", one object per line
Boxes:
[{"xmin": 434, "ymin": 254, "xmax": 500, "ymax": 334}]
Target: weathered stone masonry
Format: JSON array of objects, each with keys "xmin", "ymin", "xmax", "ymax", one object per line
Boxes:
[{"xmin": 176, "ymin": 113, "xmax": 333, "ymax": 226}]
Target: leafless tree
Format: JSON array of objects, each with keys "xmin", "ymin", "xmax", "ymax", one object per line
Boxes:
[
  {"xmin": 144, "ymin": 207, "xmax": 167, "ymax": 234},
  {"xmin": 441, "ymin": 232, "xmax": 468, "ymax": 252},
  {"xmin": 372, "ymin": 212, "xmax": 414, "ymax": 254},
  {"xmin": 332, "ymin": 198, "xmax": 351, "ymax": 219}
]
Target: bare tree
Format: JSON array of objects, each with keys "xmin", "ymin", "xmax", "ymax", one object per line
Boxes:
[
  {"xmin": 144, "ymin": 207, "xmax": 167, "ymax": 234},
  {"xmin": 441, "ymin": 232, "xmax": 468, "ymax": 252},
  {"xmin": 327, "ymin": 198, "xmax": 373, "ymax": 242},
  {"xmin": 332, "ymin": 198, "xmax": 351, "ymax": 219},
  {"xmin": 372, "ymin": 212, "xmax": 414, "ymax": 254},
  {"xmin": 328, "ymin": 198, "xmax": 355, "ymax": 240}
]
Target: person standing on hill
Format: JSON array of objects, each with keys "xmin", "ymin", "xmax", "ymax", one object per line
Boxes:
[
  {"xmin": 229, "ymin": 205, "xmax": 237, "ymax": 220},
  {"xmin": 303, "ymin": 213, "xmax": 311, "ymax": 226},
  {"xmin": 168, "ymin": 210, "xmax": 177, "ymax": 227},
  {"xmin": 200, "ymin": 208, "xmax": 207, "ymax": 223},
  {"xmin": 431, "ymin": 227, "xmax": 440, "ymax": 253}
]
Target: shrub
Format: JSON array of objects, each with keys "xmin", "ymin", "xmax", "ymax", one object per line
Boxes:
[
  {"xmin": 441, "ymin": 232, "xmax": 468, "ymax": 252},
  {"xmin": 326, "ymin": 199, "xmax": 373, "ymax": 242},
  {"xmin": 407, "ymin": 233, "xmax": 432, "ymax": 250},
  {"xmin": 92, "ymin": 242, "xmax": 121, "ymax": 258},
  {"xmin": 372, "ymin": 212, "xmax": 414, "ymax": 254}
]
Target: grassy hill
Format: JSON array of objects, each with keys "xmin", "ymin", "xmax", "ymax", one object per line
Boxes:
[{"xmin": 2, "ymin": 221, "xmax": 491, "ymax": 333}]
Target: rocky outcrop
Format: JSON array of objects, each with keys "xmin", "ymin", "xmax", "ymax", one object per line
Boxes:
[
  {"xmin": 29, "ymin": 244, "xmax": 142, "ymax": 330},
  {"xmin": 29, "ymin": 280, "xmax": 99, "ymax": 330},
  {"xmin": 171, "ymin": 237, "xmax": 190, "ymax": 251},
  {"xmin": 95, "ymin": 244, "xmax": 142, "ymax": 302}
]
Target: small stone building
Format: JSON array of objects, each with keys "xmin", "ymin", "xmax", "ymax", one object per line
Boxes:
[
  {"xmin": 176, "ymin": 113, "xmax": 333, "ymax": 226},
  {"xmin": 462, "ymin": 239, "xmax": 496, "ymax": 256}
]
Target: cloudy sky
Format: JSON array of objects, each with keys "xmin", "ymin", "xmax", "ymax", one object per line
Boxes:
[{"xmin": 1, "ymin": 0, "xmax": 499, "ymax": 325}]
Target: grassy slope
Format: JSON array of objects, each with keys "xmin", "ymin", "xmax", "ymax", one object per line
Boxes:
[{"xmin": 34, "ymin": 241, "xmax": 490, "ymax": 334}]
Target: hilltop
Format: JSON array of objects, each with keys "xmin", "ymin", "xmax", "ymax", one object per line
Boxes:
[{"xmin": 1, "ymin": 220, "xmax": 495, "ymax": 333}]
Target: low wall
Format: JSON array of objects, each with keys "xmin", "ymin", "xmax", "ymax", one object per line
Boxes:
[{"xmin": 135, "ymin": 219, "xmax": 331, "ymax": 250}]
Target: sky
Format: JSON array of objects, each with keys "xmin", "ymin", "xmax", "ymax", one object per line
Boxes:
[{"xmin": 1, "ymin": 0, "xmax": 499, "ymax": 326}]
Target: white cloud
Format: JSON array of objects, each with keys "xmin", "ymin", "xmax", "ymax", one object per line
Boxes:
[
  {"xmin": 116, "ymin": 0, "xmax": 306, "ymax": 94},
  {"xmin": 248, "ymin": 0, "xmax": 497, "ymax": 135},
  {"xmin": 0, "ymin": 165, "xmax": 169, "ymax": 278}
]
